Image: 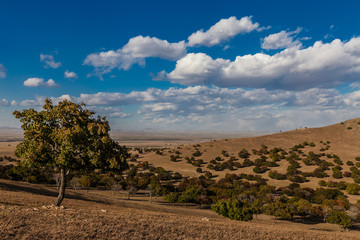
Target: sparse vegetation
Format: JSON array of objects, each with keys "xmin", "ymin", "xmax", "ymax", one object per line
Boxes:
[{"xmin": 2, "ymin": 117, "xmax": 360, "ymax": 237}]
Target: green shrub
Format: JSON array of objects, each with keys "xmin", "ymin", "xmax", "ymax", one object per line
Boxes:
[
  {"xmin": 192, "ymin": 150, "xmax": 202, "ymax": 157},
  {"xmin": 238, "ymin": 149, "xmax": 250, "ymax": 159},
  {"xmin": 326, "ymin": 210, "xmax": 353, "ymax": 228},
  {"xmin": 221, "ymin": 150, "xmax": 229, "ymax": 157},
  {"xmin": 268, "ymin": 170, "xmax": 287, "ymax": 180},
  {"xmin": 347, "ymin": 161, "xmax": 354, "ymax": 166},
  {"xmin": 253, "ymin": 166, "xmax": 268, "ymax": 174},
  {"xmin": 211, "ymin": 199, "xmax": 253, "ymax": 221},
  {"xmin": 346, "ymin": 183, "xmax": 360, "ymax": 195},
  {"xmin": 165, "ymin": 192, "xmax": 179, "ymax": 204},
  {"xmin": 318, "ymin": 180, "xmax": 326, "ymax": 186},
  {"xmin": 264, "ymin": 201, "xmax": 295, "ymax": 220},
  {"xmin": 288, "ymin": 175, "xmax": 306, "ymax": 183},
  {"xmin": 242, "ymin": 159, "xmax": 254, "ymax": 167},
  {"xmin": 332, "ymin": 167, "xmax": 343, "ymax": 179}
]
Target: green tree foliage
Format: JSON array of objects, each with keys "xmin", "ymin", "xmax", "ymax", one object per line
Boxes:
[
  {"xmin": 178, "ymin": 185, "xmax": 205, "ymax": 204},
  {"xmin": 13, "ymin": 99, "xmax": 129, "ymax": 206},
  {"xmin": 332, "ymin": 166, "xmax": 343, "ymax": 179},
  {"xmin": 211, "ymin": 198, "xmax": 253, "ymax": 221},
  {"xmin": 326, "ymin": 210, "xmax": 353, "ymax": 228},
  {"xmin": 264, "ymin": 200, "xmax": 295, "ymax": 220},
  {"xmin": 165, "ymin": 192, "xmax": 179, "ymax": 205},
  {"xmin": 346, "ymin": 183, "xmax": 360, "ymax": 195},
  {"xmin": 293, "ymin": 199, "xmax": 311, "ymax": 221}
]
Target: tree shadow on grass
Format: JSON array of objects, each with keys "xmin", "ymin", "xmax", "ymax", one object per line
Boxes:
[{"xmin": 0, "ymin": 181, "xmax": 107, "ymax": 204}]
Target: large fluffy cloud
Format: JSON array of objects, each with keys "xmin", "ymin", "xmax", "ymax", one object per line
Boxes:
[
  {"xmin": 40, "ymin": 54, "xmax": 62, "ymax": 69},
  {"xmin": 165, "ymin": 37, "xmax": 360, "ymax": 90},
  {"xmin": 122, "ymin": 36, "xmax": 186, "ymax": 60},
  {"xmin": 24, "ymin": 78, "xmax": 59, "ymax": 88},
  {"xmin": 0, "ymin": 64, "xmax": 6, "ymax": 78},
  {"xmin": 261, "ymin": 28, "xmax": 302, "ymax": 50},
  {"xmin": 84, "ymin": 36, "xmax": 186, "ymax": 77},
  {"xmin": 187, "ymin": 16, "xmax": 261, "ymax": 47},
  {"xmin": 83, "ymin": 16, "xmax": 262, "ymax": 78}
]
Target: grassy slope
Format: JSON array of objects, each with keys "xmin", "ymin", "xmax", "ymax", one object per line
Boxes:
[
  {"xmin": 1, "ymin": 118, "xmax": 360, "ymax": 239},
  {"xmin": 136, "ymin": 118, "xmax": 360, "ymax": 202},
  {"xmin": 1, "ymin": 179, "xmax": 359, "ymax": 240}
]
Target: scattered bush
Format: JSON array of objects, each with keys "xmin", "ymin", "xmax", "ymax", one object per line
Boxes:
[
  {"xmin": 347, "ymin": 161, "xmax": 354, "ymax": 166},
  {"xmin": 192, "ymin": 150, "xmax": 202, "ymax": 157},
  {"xmin": 346, "ymin": 183, "xmax": 360, "ymax": 195},
  {"xmin": 211, "ymin": 199, "xmax": 253, "ymax": 221},
  {"xmin": 238, "ymin": 149, "xmax": 250, "ymax": 159},
  {"xmin": 325, "ymin": 210, "xmax": 353, "ymax": 228}
]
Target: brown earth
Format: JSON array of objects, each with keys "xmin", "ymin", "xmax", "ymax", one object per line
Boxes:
[
  {"xmin": 1, "ymin": 118, "xmax": 360, "ymax": 239},
  {"xmin": 1, "ymin": 179, "xmax": 360, "ymax": 240}
]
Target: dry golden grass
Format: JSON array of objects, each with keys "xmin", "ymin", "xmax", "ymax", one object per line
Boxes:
[
  {"xmin": 1, "ymin": 118, "xmax": 360, "ymax": 239},
  {"xmin": 1, "ymin": 179, "xmax": 360, "ymax": 240},
  {"xmin": 132, "ymin": 118, "xmax": 360, "ymax": 202},
  {"xmin": 0, "ymin": 141, "xmax": 18, "ymax": 158}
]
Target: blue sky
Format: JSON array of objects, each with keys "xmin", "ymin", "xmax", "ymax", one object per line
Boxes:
[{"xmin": 1, "ymin": 0, "xmax": 360, "ymax": 132}]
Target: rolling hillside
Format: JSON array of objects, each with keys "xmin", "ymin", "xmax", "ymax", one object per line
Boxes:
[{"xmin": 134, "ymin": 118, "xmax": 360, "ymax": 202}]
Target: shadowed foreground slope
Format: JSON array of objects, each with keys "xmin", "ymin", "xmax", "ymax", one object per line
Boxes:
[{"xmin": 1, "ymin": 179, "xmax": 359, "ymax": 240}]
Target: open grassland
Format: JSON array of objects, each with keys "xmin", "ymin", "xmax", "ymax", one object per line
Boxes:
[
  {"xmin": 131, "ymin": 118, "xmax": 360, "ymax": 202},
  {"xmin": 1, "ymin": 179, "xmax": 360, "ymax": 240},
  {"xmin": 1, "ymin": 118, "xmax": 360, "ymax": 239}
]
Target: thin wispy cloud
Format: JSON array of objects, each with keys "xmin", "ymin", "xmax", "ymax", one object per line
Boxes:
[
  {"xmin": 0, "ymin": 64, "xmax": 7, "ymax": 78},
  {"xmin": 9, "ymin": 86, "xmax": 360, "ymax": 131},
  {"xmin": 40, "ymin": 54, "xmax": 62, "ymax": 69}
]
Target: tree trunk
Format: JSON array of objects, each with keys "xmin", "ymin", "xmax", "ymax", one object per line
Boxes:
[{"xmin": 54, "ymin": 167, "xmax": 66, "ymax": 206}]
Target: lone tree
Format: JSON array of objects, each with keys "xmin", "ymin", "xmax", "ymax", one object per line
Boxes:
[{"xmin": 13, "ymin": 99, "xmax": 129, "ymax": 206}]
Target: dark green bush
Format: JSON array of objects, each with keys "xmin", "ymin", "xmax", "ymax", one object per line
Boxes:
[{"xmin": 211, "ymin": 199, "xmax": 253, "ymax": 221}]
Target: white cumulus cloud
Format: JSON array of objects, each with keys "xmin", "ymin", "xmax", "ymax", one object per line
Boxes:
[
  {"xmin": 64, "ymin": 70, "xmax": 78, "ymax": 79},
  {"xmin": 84, "ymin": 36, "xmax": 186, "ymax": 78},
  {"xmin": 122, "ymin": 36, "xmax": 186, "ymax": 60},
  {"xmin": 24, "ymin": 78, "xmax": 59, "ymax": 88},
  {"xmin": 261, "ymin": 28, "xmax": 302, "ymax": 50},
  {"xmin": 164, "ymin": 37, "xmax": 360, "ymax": 90},
  {"xmin": 40, "ymin": 54, "xmax": 62, "ymax": 69},
  {"xmin": 187, "ymin": 16, "xmax": 261, "ymax": 47}
]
